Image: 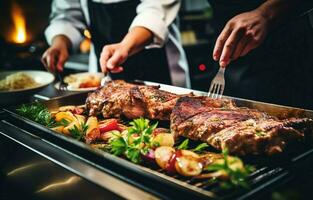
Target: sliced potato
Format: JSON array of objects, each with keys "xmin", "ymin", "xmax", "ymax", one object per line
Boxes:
[
  {"xmin": 55, "ymin": 111, "xmax": 76, "ymax": 123},
  {"xmin": 174, "ymin": 150, "xmax": 202, "ymax": 176},
  {"xmin": 155, "ymin": 146, "xmax": 175, "ymax": 169},
  {"xmin": 152, "ymin": 133, "xmax": 175, "ymax": 147}
]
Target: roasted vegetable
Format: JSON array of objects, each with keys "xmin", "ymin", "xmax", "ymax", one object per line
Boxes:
[
  {"xmin": 55, "ymin": 111, "xmax": 76, "ymax": 123},
  {"xmin": 98, "ymin": 119, "xmax": 121, "ymax": 133},
  {"xmin": 152, "ymin": 133, "xmax": 175, "ymax": 147},
  {"xmin": 85, "ymin": 117, "xmax": 101, "ymax": 144},
  {"xmin": 155, "ymin": 146, "xmax": 175, "ymax": 169},
  {"xmin": 174, "ymin": 150, "xmax": 202, "ymax": 176}
]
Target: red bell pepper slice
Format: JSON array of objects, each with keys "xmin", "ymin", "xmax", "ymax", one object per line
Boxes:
[{"xmin": 98, "ymin": 119, "xmax": 120, "ymax": 133}]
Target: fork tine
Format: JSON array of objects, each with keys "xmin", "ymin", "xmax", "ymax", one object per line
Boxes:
[
  {"xmin": 209, "ymin": 83, "xmax": 217, "ymax": 98},
  {"xmin": 218, "ymin": 85, "xmax": 225, "ymax": 98},
  {"xmin": 214, "ymin": 84, "xmax": 221, "ymax": 99},
  {"xmin": 207, "ymin": 82, "xmax": 215, "ymax": 97}
]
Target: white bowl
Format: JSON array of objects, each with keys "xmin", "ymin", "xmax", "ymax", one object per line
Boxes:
[{"xmin": 0, "ymin": 70, "xmax": 55, "ymax": 106}]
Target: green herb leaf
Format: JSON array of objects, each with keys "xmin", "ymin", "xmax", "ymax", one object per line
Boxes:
[
  {"xmin": 177, "ymin": 138, "xmax": 189, "ymax": 150},
  {"xmin": 17, "ymin": 103, "xmax": 55, "ymax": 127},
  {"xmin": 192, "ymin": 143, "xmax": 209, "ymax": 153},
  {"xmin": 108, "ymin": 118, "xmax": 158, "ymax": 164},
  {"xmin": 69, "ymin": 123, "xmax": 88, "ymax": 141},
  {"xmin": 110, "ymin": 136, "xmax": 127, "ymax": 156}
]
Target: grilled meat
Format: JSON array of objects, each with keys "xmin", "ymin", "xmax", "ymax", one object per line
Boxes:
[
  {"xmin": 171, "ymin": 96, "xmax": 313, "ymax": 155},
  {"xmin": 86, "ymin": 80, "xmax": 190, "ymax": 120}
]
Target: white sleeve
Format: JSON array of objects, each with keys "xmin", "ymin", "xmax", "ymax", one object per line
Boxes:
[
  {"xmin": 45, "ymin": 0, "xmax": 87, "ymax": 51},
  {"xmin": 129, "ymin": 0, "xmax": 181, "ymax": 47}
]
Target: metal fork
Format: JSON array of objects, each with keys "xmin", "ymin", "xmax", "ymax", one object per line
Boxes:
[
  {"xmin": 207, "ymin": 66, "xmax": 225, "ymax": 98},
  {"xmin": 56, "ymin": 73, "xmax": 68, "ymax": 91},
  {"xmin": 100, "ymin": 72, "xmax": 112, "ymax": 86}
]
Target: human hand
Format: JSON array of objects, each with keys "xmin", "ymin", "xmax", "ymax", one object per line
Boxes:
[
  {"xmin": 41, "ymin": 35, "xmax": 71, "ymax": 73},
  {"xmin": 213, "ymin": 9, "xmax": 270, "ymax": 67},
  {"xmin": 100, "ymin": 43, "xmax": 129, "ymax": 74}
]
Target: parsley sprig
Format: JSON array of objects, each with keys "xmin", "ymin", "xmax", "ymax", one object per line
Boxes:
[
  {"xmin": 109, "ymin": 118, "xmax": 158, "ymax": 164},
  {"xmin": 17, "ymin": 103, "xmax": 55, "ymax": 127},
  {"xmin": 204, "ymin": 149, "xmax": 255, "ymax": 189}
]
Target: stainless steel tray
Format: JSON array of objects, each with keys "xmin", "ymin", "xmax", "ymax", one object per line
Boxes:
[{"xmin": 2, "ymin": 81, "xmax": 313, "ymax": 200}]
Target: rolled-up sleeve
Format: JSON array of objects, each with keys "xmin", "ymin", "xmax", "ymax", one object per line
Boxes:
[
  {"xmin": 45, "ymin": 0, "xmax": 87, "ymax": 51},
  {"xmin": 129, "ymin": 0, "xmax": 180, "ymax": 47}
]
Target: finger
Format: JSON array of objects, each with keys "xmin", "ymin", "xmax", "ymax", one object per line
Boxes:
[
  {"xmin": 213, "ymin": 26, "xmax": 231, "ymax": 61},
  {"xmin": 100, "ymin": 47, "xmax": 112, "ymax": 73},
  {"xmin": 110, "ymin": 66, "xmax": 124, "ymax": 73},
  {"xmin": 46, "ymin": 52, "xmax": 57, "ymax": 73},
  {"xmin": 57, "ymin": 52, "xmax": 67, "ymax": 72},
  {"xmin": 231, "ymin": 34, "xmax": 250, "ymax": 61},
  {"xmin": 219, "ymin": 28, "xmax": 243, "ymax": 67},
  {"xmin": 107, "ymin": 51, "xmax": 127, "ymax": 70},
  {"xmin": 41, "ymin": 53, "xmax": 48, "ymax": 70}
]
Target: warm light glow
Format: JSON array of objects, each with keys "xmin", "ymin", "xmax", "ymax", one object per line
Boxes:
[
  {"xmin": 11, "ymin": 2, "xmax": 27, "ymax": 43},
  {"xmin": 36, "ymin": 176, "xmax": 80, "ymax": 193},
  {"xmin": 83, "ymin": 29, "xmax": 92, "ymax": 39}
]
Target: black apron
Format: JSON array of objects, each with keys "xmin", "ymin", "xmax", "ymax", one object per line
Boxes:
[
  {"xmin": 88, "ymin": 0, "xmax": 172, "ymax": 84},
  {"xmin": 208, "ymin": 0, "xmax": 313, "ymax": 109}
]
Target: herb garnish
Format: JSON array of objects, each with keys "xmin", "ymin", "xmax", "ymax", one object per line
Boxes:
[
  {"xmin": 109, "ymin": 118, "xmax": 158, "ymax": 164},
  {"xmin": 69, "ymin": 123, "xmax": 88, "ymax": 140},
  {"xmin": 17, "ymin": 103, "xmax": 55, "ymax": 127},
  {"xmin": 204, "ymin": 149, "xmax": 255, "ymax": 189},
  {"xmin": 192, "ymin": 143, "xmax": 209, "ymax": 153},
  {"xmin": 177, "ymin": 138, "xmax": 189, "ymax": 150}
]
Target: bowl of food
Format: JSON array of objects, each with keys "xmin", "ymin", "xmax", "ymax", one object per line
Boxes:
[
  {"xmin": 54, "ymin": 72, "xmax": 103, "ymax": 91},
  {"xmin": 0, "ymin": 70, "xmax": 55, "ymax": 105}
]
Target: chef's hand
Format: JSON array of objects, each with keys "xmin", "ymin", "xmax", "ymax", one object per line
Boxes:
[
  {"xmin": 100, "ymin": 27, "xmax": 153, "ymax": 73},
  {"xmin": 100, "ymin": 43, "xmax": 128, "ymax": 74},
  {"xmin": 213, "ymin": 9, "xmax": 270, "ymax": 67},
  {"xmin": 41, "ymin": 35, "xmax": 71, "ymax": 73}
]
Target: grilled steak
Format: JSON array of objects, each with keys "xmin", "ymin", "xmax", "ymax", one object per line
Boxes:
[
  {"xmin": 171, "ymin": 96, "xmax": 313, "ymax": 155},
  {"xmin": 86, "ymin": 80, "xmax": 190, "ymax": 120}
]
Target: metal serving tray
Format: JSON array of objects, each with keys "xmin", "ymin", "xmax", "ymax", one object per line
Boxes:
[{"xmin": 2, "ymin": 81, "xmax": 313, "ymax": 200}]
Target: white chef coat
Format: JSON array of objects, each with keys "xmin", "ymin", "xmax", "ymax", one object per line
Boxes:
[{"xmin": 45, "ymin": 0, "xmax": 190, "ymax": 88}]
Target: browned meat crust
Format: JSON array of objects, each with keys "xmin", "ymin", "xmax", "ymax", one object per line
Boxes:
[
  {"xmin": 171, "ymin": 96, "xmax": 313, "ymax": 156},
  {"xmin": 85, "ymin": 80, "xmax": 191, "ymax": 120}
]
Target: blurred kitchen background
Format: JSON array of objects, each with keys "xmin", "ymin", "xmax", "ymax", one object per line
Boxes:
[{"xmin": 0, "ymin": 0, "xmax": 312, "ymax": 91}]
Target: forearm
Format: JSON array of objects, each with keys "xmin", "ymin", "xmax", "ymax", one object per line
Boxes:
[{"xmin": 121, "ymin": 26, "xmax": 153, "ymax": 56}]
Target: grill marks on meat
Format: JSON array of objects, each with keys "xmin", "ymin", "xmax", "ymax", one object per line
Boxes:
[
  {"xmin": 86, "ymin": 80, "xmax": 189, "ymax": 120},
  {"xmin": 171, "ymin": 96, "xmax": 313, "ymax": 156}
]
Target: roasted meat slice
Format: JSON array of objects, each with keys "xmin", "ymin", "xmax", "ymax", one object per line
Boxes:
[
  {"xmin": 208, "ymin": 118, "xmax": 312, "ymax": 155},
  {"xmin": 86, "ymin": 80, "xmax": 190, "ymax": 120},
  {"xmin": 86, "ymin": 80, "xmax": 134, "ymax": 117},
  {"xmin": 171, "ymin": 96, "xmax": 270, "ymax": 140},
  {"xmin": 171, "ymin": 96, "xmax": 313, "ymax": 155}
]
